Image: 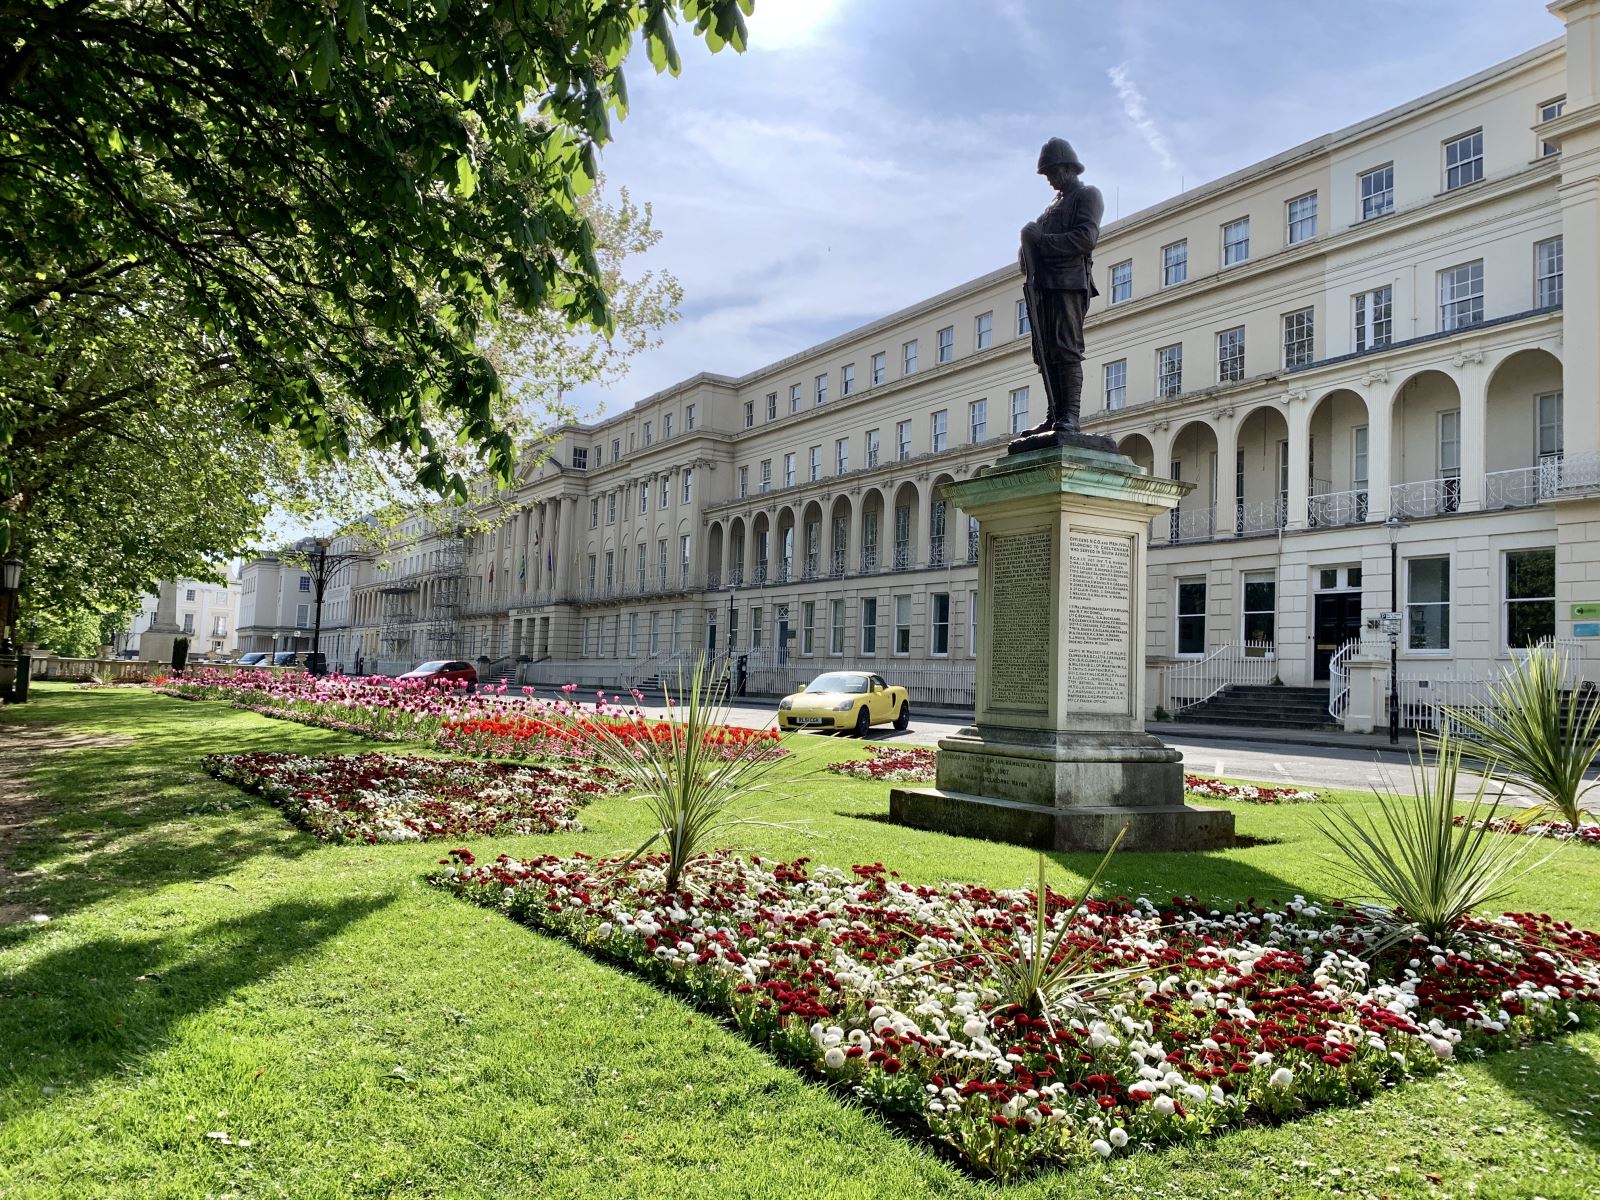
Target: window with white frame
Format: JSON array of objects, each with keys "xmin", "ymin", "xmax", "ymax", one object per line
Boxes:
[
  {"xmin": 896, "ymin": 419, "xmax": 912, "ymax": 461},
  {"xmin": 571, "ymin": 446, "xmax": 589, "ymax": 469},
  {"xmin": 681, "ymin": 469, "xmax": 693, "ymax": 504},
  {"xmin": 664, "ymin": 413, "xmax": 674, "ymax": 439},
  {"xmin": 766, "ymin": 392, "xmax": 777, "ymax": 420},
  {"xmin": 298, "ymin": 575, "xmax": 311, "ymax": 593},
  {"xmin": 1359, "ymin": 163, "xmax": 1394, "ymax": 220},
  {"xmin": 604, "ymin": 550, "xmax": 615, "ymax": 589},
  {"xmin": 643, "ymin": 420, "xmax": 653, "ymax": 445},
  {"xmin": 606, "ymin": 493, "xmax": 617, "ymax": 523},
  {"xmin": 685, "ymin": 404, "xmax": 696, "ymax": 430},
  {"xmin": 1438, "ymin": 409, "xmax": 1461, "ymax": 481},
  {"xmin": 649, "ymin": 611, "xmax": 660, "ymax": 655},
  {"xmin": 1504, "ymin": 547, "xmax": 1555, "ymax": 648},
  {"xmin": 1176, "ymin": 577, "xmax": 1206, "ymax": 655},
  {"xmin": 975, "ymin": 311, "xmax": 993, "ymax": 350},
  {"xmin": 831, "ymin": 598, "xmax": 848, "ymax": 655},
  {"xmin": 1536, "ymin": 236, "xmax": 1563, "ymax": 308},
  {"xmin": 930, "ymin": 592, "xmax": 951, "ymax": 656},
  {"xmin": 751, "ymin": 606, "xmax": 763, "ymax": 650},
  {"xmin": 859, "ymin": 596, "xmax": 877, "ymax": 655},
  {"xmin": 1439, "ymin": 260, "xmax": 1484, "ymax": 330},
  {"xmin": 611, "ymin": 437, "xmax": 621, "ymax": 460},
  {"xmin": 659, "ymin": 476, "xmax": 670, "ymax": 508},
  {"xmin": 1242, "ymin": 571, "xmax": 1276, "ymax": 648},
  {"xmin": 1540, "ymin": 96, "xmax": 1566, "ymax": 156},
  {"xmin": 627, "ymin": 613, "xmax": 640, "ymax": 656},
  {"xmin": 636, "ymin": 545, "xmax": 646, "ymax": 588},
  {"xmin": 893, "ymin": 594, "xmax": 913, "ymax": 655},
  {"xmin": 1353, "ymin": 426, "xmax": 1369, "ymax": 493},
  {"xmin": 969, "ymin": 398, "xmax": 987, "ymax": 442},
  {"xmin": 866, "ymin": 428, "xmax": 881, "ymax": 468},
  {"xmin": 737, "ymin": 466, "xmax": 748, "ymax": 499},
  {"xmin": 841, "ymin": 363, "xmax": 855, "ymax": 395},
  {"xmin": 1157, "ymin": 343, "xmax": 1183, "ymax": 397},
  {"xmin": 815, "ymin": 373, "xmax": 829, "ymax": 405},
  {"xmin": 1286, "ymin": 191, "xmax": 1317, "ymax": 243},
  {"xmin": 1217, "ymin": 327, "xmax": 1245, "ymax": 383},
  {"xmin": 931, "ymin": 409, "xmax": 948, "ymax": 453},
  {"xmin": 742, "ymin": 400, "xmax": 754, "ymax": 429},
  {"xmin": 1282, "ymin": 307, "xmax": 1314, "ymax": 368},
  {"xmin": 1161, "ymin": 240, "xmax": 1187, "ymax": 286},
  {"xmin": 835, "ymin": 437, "xmax": 849, "ymax": 474},
  {"xmin": 789, "ymin": 383, "xmax": 802, "ymax": 414},
  {"xmin": 1406, "ymin": 556, "xmax": 1450, "ymax": 650},
  {"xmin": 1222, "ymin": 217, "xmax": 1249, "ymax": 266},
  {"xmin": 871, "ymin": 352, "xmax": 886, "ymax": 386},
  {"xmin": 1107, "ymin": 258, "xmax": 1132, "ymax": 304},
  {"xmin": 586, "ymin": 555, "xmax": 597, "ymax": 591},
  {"xmin": 1537, "ymin": 391, "xmax": 1564, "ymax": 459},
  {"xmin": 589, "ymin": 498, "xmax": 600, "ymax": 528},
  {"xmin": 969, "ymin": 590, "xmax": 978, "ymax": 657},
  {"xmin": 1016, "ymin": 297, "xmax": 1030, "ymax": 335},
  {"xmin": 1009, "ymin": 386, "xmax": 1030, "ymax": 433},
  {"xmin": 808, "ymin": 445, "xmax": 821, "ymax": 481},
  {"xmin": 759, "ymin": 459, "xmax": 772, "ymax": 493},
  {"xmin": 1353, "ymin": 285, "xmax": 1392, "ymax": 352},
  {"xmin": 1444, "ymin": 130, "xmax": 1483, "ymax": 190},
  {"xmin": 902, "ymin": 339, "xmax": 918, "ymax": 375},
  {"xmin": 783, "ymin": 452, "xmax": 796, "ymax": 487},
  {"xmin": 937, "ymin": 325, "xmax": 954, "ymax": 364},
  {"xmin": 1104, "ymin": 359, "xmax": 1127, "ymax": 409},
  {"xmin": 639, "ymin": 483, "xmax": 650, "ymax": 513},
  {"xmin": 801, "ymin": 600, "xmax": 816, "ymax": 655}
]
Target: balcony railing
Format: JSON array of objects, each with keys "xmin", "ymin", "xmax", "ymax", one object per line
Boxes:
[
  {"xmin": 1233, "ymin": 497, "xmax": 1287, "ymax": 535},
  {"xmin": 1484, "ymin": 453, "xmax": 1600, "ymax": 511},
  {"xmin": 1152, "ymin": 506, "xmax": 1217, "ymax": 545},
  {"xmin": 1390, "ymin": 475, "xmax": 1461, "ymax": 520},
  {"xmin": 804, "ymin": 552, "xmax": 820, "ymax": 579},
  {"xmin": 861, "ymin": 548, "xmax": 880, "ymax": 575},
  {"xmin": 830, "ymin": 548, "xmax": 847, "ymax": 577},
  {"xmin": 1306, "ymin": 488, "xmax": 1368, "ymax": 528},
  {"xmin": 893, "ymin": 542, "xmax": 914, "ymax": 571},
  {"xmin": 928, "ymin": 535, "xmax": 946, "ymax": 567}
]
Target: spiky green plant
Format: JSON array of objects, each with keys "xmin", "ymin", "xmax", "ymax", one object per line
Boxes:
[
  {"xmin": 574, "ymin": 657, "xmax": 791, "ymax": 895},
  {"xmin": 1317, "ymin": 730, "xmax": 1549, "ymax": 946},
  {"xmin": 892, "ymin": 829, "xmax": 1149, "ymax": 1026},
  {"xmin": 1443, "ymin": 642, "xmax": 1599, "ymax": 828}
]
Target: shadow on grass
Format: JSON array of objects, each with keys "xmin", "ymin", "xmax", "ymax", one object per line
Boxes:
[
  {"xmin": 0, "ymin": 893, "xmax": 393, "ymax": 1118},
  {"xmin": 1, "ymin": 689, "xmax": 376, "ymax": 924},
  {"xmin": 1478, "ymin": 1036, "xmax": 1600, "ymax": 1152}
]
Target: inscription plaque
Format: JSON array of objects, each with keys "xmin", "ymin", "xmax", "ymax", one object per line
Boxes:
[
  {"xmin": 988, "ymin": 530, "xmax": 1052, "ymax": 707},
  {"xmin": 1066, "ymin": 532, "xmax": 1133, "ymax": 713}
]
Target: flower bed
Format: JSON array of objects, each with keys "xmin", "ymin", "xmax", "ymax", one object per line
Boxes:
[
  {"xmin": 1453, "ymin": 814, "xmax": 1600, "ymax": 846},
  {"xmin": 1183, "ymin": 775, "xmax": 1321, "ymax": 805},
  {"xmin": 825, "ymin": 745, "xmax": 939, "ymax": 783},
  {"xmin": 434, "ymin": 850, "xmax": 1600, "ymax": 1179},
  {"xmin": 204, "ymin": 752, "xmax": 616, "ymax": 843},
  {"xmin": 155, "ymin": 670, "xmax": 784, "ymax": 764}
]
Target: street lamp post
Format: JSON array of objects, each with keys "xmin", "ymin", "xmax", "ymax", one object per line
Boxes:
[
  {"xmin": 1384, "ymin": 516, "xmax": 1409, "ymax": 745},
  {"xmin": 298, "ymin": 536, "xmax": 367, "ymax": 676},
  {"xmin": 0, "ymin": 555, "xmax": 23, "ymax": 704}
]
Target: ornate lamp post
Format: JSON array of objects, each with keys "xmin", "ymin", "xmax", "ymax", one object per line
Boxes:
[
  {"xmin": 299, "ymin": 535, "xmax": 367, "ymax": 676},
  {"xmin": 0, "ymin": 555, "xmax": 23, "ymax": 704},
  {"xmin": 1384, "ymin": 516, "xmax": 1409, "ymax": 745}
]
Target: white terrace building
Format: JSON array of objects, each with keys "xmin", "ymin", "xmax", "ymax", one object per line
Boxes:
[{"xmin": 337, "ymin": 4, "xmax": 1600, "ymax": 721}]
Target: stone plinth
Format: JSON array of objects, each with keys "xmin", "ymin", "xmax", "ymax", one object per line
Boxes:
[{"xmin": 889, "ymin": 443, "xmax": 1234, "ymax": 852}]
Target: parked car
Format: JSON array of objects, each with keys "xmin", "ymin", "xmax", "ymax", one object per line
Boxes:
[
  {"xmin": 778, "ymin": 671, "xmax": 910, "ymax": 736},
  {"xmin": 271, "ymin": 651, "xmax": 299, "ymax": 667},
  {"xmin": 236, "ymin": 652, "xmax": 269, "ymax": 666},
  {"xmin": 397, "ymin": 659, "xmax": 478, "ymax": 688}
]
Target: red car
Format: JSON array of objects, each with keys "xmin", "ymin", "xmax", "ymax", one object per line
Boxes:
[{"xmin": 397, "ymin": 659, "xmax": 478, "ymax": 688}]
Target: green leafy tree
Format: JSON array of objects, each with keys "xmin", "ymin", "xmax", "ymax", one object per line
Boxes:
[{"xmin": 0, "ymin": 0, "xmax": 748, "ymax": 541}]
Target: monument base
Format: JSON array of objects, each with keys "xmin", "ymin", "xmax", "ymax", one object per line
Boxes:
[
  {"xmin": 889, "ymin": 787, "xmax": 1235, "ymax": 853},
  {"xmin": 139, "ymin": 630, "xmax": 182, "ymax": 667},
  {"xmin": 1007, "ymin": 425, "xmax": 1119, "ymax": 456},
  {"xmin": 887, "ymin": 726, "xmax": 1236, "ymax": 852}
]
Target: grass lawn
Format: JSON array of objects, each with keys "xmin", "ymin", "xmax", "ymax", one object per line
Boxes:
[{"xmin": 0, "ymin": 683, "xmax": 1596, "ymax": 1199}]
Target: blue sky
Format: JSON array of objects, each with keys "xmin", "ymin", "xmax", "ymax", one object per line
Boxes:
[{"xmin": 571, "ymin": 0, "xmax": 1562, "ymax": 418}]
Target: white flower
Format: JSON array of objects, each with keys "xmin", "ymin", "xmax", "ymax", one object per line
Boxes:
[
  {"xmin": 823, "ymin": 1047, "xmax": 846, "ymax": 1070},
  {"xmin": 1152, "ymin": 1095, "xmax": 1176, "ymax": 1117},
  {"xmin": 1091, "ymin": 1138, "xmax": 1113, "ymax": 1158},
  {"xmin": 1269, "ymin": 1067, "xmax": 1294, "ymax": 1089},
  {"xmin": 961, "ymin": 1016, "xmax": 985, "ymax": 1040},
  {"xmin": 1108, "ymin": 1127, "xmax": 1129, "ymax": 1148}
]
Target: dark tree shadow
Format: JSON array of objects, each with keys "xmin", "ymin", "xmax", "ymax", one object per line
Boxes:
[
  {"xmin": 0, "ymin": 894, "xmax": 393, "ymax": 1117},
  {"xmin": 1477, "ymin": 1036, "xmax": 1600, "ymax": 1152}
]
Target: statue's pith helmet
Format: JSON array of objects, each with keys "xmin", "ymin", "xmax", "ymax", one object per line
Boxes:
[{"xmin": 1037, "ymin": 137, "xmax": 1084, "ymax": 173}]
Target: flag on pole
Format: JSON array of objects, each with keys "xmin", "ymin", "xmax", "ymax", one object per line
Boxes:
[{"xmin": 519, "ymin": 554, "xmax": 526, "ymax": 583}]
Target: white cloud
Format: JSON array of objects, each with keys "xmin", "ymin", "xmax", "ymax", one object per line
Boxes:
[{"xmin": 1106, "ymin": 62, "xmax": 1179, "ymax": 176}]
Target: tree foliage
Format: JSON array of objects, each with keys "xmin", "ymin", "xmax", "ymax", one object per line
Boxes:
[{"xmin": 0, "ymin": 0, "xmax": 748, "ymax": 533}]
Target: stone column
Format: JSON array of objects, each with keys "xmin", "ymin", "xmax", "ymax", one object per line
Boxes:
[
  {"xmin": 1362, "ymin": 381, "xmax": 1393, "ymax": 522},
  {"xmin": 141, "ymin": 580, "xmax": 184, "ymax": 665},
  {"xmin": 889, "ymin": 443, "xmax": 1234, "ymax": 853},
  {"xmin": 1454, "ymin": 354, "xmax": 1488, "ymax": 512},
  {"xmin": 1211, "ymin": 410, "xmax": 1239, "ymax": 532},
  {"xmin": 1284, "ymin": 394, "xmax": 1313, "ymax": 531}
]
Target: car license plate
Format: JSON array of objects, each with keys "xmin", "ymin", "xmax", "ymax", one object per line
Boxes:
[{"xmin": 792, "ymin": 716, "xmax": 827, "ymax": 726}]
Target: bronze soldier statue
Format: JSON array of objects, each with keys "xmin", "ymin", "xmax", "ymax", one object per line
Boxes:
[{"xmin": 1010, "ymin": 137, "xmax": 1116, "ymax": 454}]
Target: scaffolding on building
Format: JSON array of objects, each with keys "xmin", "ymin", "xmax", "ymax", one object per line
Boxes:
[{"xmin": 373, "ymin": 531, "xmax": 466, "ymax": 668}]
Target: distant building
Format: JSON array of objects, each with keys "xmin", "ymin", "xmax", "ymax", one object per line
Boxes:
[{"xmin": 117, "ymin": 570, "xmax": 241, "ymax": 657}]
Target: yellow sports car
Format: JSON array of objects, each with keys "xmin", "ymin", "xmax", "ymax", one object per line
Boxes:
[{"xmin": 778, "ymin": 671, "xmax": 911, "ymax": 735}]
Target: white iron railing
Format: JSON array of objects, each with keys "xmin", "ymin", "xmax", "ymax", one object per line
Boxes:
[
  {"xmin": 1307, "ymin": 488, "xmax": 1370, "ymax": 528},
  {"xmin": 1233, "ymin": 497, "xmax": 1287, "ymax": 535},
  {"xmin": 1388, "ymin": 638, "xmax": 1584, "ymax": 732},
  {"xmin": 1160, "ymin": 641, "xmax": 1276, "ymax": 715},
  {"xmin": 1390, "ymin": 475, "xmax": 1461, "ymax": 519},
  {"xmin": 1484, "ymin": 452, "xmax": 1600, "ymax": 511}
]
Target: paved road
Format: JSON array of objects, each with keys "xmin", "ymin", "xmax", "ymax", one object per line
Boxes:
[{"xmin": 612, "ymin": 697, "xmax": 1586, "ymax": 808}]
